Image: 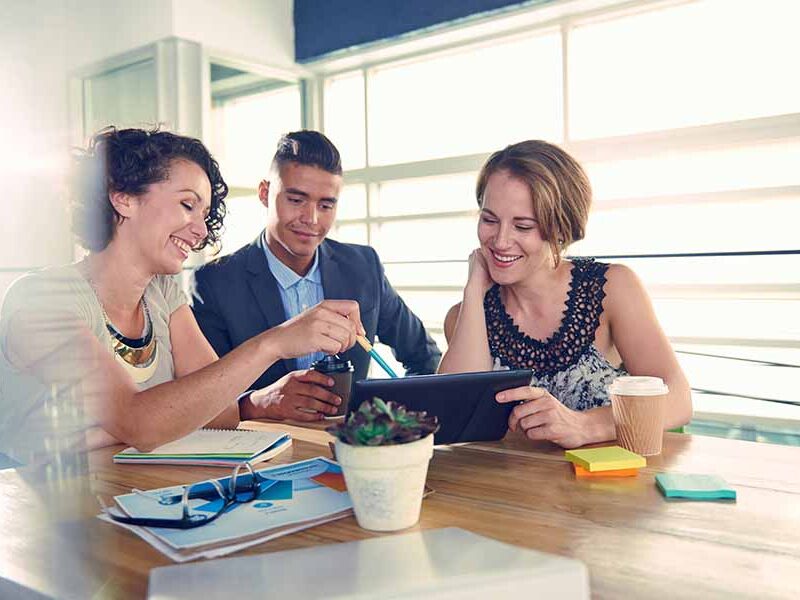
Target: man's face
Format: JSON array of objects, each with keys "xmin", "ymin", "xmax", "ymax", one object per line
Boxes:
[{"xmin": 260, "ymin": 162, "xmax": 342, "ymax": 274}]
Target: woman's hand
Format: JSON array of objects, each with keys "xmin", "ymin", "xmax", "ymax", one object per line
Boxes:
[
  {"xmin": 271, "ymin": 300, "xmax": 365, "ymax": 358},
  {"xmin": 496, "ymin": 386, "xmax": 591, "ymax": 449},
  {"xmin": 466, "ymin": 249, "xmax": 494, "ymax": 295}
]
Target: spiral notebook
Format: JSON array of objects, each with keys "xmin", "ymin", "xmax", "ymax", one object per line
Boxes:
[{"xmin": 113, "ymin": 428, "xmax": 292, "ymax": 467}]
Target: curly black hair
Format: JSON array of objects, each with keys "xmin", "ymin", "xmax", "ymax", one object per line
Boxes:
[{"xmin": 70, "ymin": 126, "xmax": 228, "ymax": 252}]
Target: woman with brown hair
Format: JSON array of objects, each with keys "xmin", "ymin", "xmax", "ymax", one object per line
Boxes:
[{"xmin": 439, "ymin": 140, "xmax": 691, "ymax": 449}]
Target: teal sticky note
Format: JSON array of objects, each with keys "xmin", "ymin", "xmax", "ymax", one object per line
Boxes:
[{"xmin": 655, "ymin": 473, "xmax": 736, "ymax": 500}]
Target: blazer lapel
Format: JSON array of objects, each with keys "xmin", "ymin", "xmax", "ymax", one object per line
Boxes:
[
  {"xmin": 246, "ymin": 235, "xmax": 295, "ymax": 373},
  {"xmin": 319, "ymin": 240, "xmax": 349, "ymax": 301}
]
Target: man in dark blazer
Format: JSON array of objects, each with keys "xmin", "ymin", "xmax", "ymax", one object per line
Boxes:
[{"xmin": 190, "ymin": 131, "xmax": 441, "ymax": 422}]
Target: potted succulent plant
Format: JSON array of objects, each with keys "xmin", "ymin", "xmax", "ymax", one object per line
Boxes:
[{"xmin": 328, "ymin": 398, "xmax": 439, "ymax": 532}]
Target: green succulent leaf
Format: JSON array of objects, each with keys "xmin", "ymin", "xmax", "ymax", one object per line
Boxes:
[
  {"xmin": 327, "ymin": 397, "xmax": 440, "ymax": 446},
  {"xmin": 372, "ymin": 396, "xmax": 394, "ymax": 420}
]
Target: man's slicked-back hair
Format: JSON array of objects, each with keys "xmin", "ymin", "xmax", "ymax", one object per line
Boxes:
[{"xmin": 271, "ymin": 130, "xmax": 342, "ymax": 175}]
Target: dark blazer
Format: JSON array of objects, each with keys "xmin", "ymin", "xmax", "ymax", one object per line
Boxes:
[{"xmin": 190, "ymin": 235, "xmax": 441, "ymax": 393}]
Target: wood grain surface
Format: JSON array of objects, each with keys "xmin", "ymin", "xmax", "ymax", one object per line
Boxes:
[{"xmin": 1, "ymin": 424, "xmax": 798, "ymax": 599}]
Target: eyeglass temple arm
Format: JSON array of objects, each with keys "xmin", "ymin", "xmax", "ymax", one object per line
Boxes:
[{"xmin": 157, "ymin": 472, "xmax": 278, "ymax": 504}]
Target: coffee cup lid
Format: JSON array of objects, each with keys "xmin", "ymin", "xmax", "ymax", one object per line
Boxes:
[
  {"xmin": 311, "ymin": 354, "xmax": 354, "ymax": 373},
  {"xmin": 608, "ymin": 376, "xmax": 668, "ymax": 396}
]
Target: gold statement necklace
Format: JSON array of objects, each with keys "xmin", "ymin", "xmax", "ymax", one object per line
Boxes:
[{"xmin": 84, "ymin": 269, "xmax": 159, "ymax": 384}]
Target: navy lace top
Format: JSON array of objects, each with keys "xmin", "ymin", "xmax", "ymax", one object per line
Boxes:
[{"xmin": 484, "ymin": 258, "xmax": 627, "ymax": 411}]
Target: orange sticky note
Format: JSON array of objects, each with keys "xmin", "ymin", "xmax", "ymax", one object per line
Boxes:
[{"xmin": 574, "ymin": 464, "xmax": 638, "ymax": 478}]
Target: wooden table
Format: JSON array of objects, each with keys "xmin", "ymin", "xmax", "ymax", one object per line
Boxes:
[{"xmin": 1, "ymin": 425, "xmax": 799, "ymax": 599}]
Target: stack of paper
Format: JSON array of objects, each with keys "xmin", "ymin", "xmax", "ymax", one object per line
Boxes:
[
  {"xmin": 113, "ymin": 428, "xmax": 291, "ymax": 467},
  {"xmin": 565, "ymin": 446, "xmax": 646, "ymax": 478},
  {"xmin": 100, "ymin": 457, "xmax": 354, "ymax": 562}
]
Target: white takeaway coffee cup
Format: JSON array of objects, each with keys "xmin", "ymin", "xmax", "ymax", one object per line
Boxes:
[{"xmin": 608, "ymin": 376, "xmax": 669, "ymax": 457}]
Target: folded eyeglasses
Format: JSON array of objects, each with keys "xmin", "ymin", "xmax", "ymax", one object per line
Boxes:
[{"xmin": 104, "ymin": 462, "xmax": 269, "ymax": 529}]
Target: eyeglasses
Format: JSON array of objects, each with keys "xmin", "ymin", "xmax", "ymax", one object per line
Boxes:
[{"xmin": 106, "ymin": 462, "xmax": 266, "ymax": 529}]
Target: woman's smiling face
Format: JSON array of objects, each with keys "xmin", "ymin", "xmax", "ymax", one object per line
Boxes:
[
  {"xmin": 122, "ymin": 159, "xmax": 212, "ymax": 274},
  {"xmin": 477, "ymin": 169, "xmax": 552, "ymax": 285}
]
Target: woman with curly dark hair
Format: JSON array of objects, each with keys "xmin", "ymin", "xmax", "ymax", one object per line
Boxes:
[{"xmin": 0, "ymin": 127, "xmax": 363, "ymax": 464}]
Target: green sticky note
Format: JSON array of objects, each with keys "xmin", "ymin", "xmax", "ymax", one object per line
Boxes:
[{"xmin": 655, "ymin": 473, "xmax": 736, "ymax": 500}]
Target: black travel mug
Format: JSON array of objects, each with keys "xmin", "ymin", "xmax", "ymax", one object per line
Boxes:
[{"xmin": 310, "ymin": 355, "xmax": 354, "ymax": 418}]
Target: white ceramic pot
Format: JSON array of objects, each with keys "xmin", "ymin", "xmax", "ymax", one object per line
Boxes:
[{"xmin": 335, "ymin": 434, "xmax": 434, "ymax": 532}]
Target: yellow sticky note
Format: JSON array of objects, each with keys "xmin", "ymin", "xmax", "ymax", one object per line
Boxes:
[{"xmin": 565, "ymin": 446, "xmax": 646, "ymax": 472}]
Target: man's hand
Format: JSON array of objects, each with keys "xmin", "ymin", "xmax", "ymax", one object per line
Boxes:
[{"xmin": 243, "ymin": 369, "xmax": 341, "ymax": 421}]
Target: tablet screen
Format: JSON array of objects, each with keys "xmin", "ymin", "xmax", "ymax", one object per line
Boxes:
[{"xmin": 350, "ymin": 370, "xmax": 534, "ymax": 445}]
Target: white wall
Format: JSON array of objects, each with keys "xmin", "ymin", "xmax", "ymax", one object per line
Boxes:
[
  {"xmin": 63, "ymin": 0, "xmax": 174, "ymax": 71},
  {"xmin": 171, "ymin": 0, "xmax": 295, "ymax": 69}
]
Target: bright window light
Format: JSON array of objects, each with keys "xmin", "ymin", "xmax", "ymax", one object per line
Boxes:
[
  {"xmin": 329, "ymin": 223, "xmax": 368, "ymax": 245},
  {"xmin": 324, "ymin": 71, "xmax": 366, "ymax": 170},
  {"xmin": 336, "ymin": 183, "xmax": 368, "ymax": 220},
  {"xmin": 375, "ymin": 173, "xmax": 478, "ymax": 217},
  {"xmin": 607, "ymin": 255, "xmax": 800, "ymax": 287},
  {"xmin": 368, "ymin": 31, "xmax": 563, "ymax": 165},
  {"xmin": 371, "ymin": 216, "xmax": 477, "ymax": 262},
  {"xmin": 653, "ymin": 298, "xmax": 795, "ymax": 342},
  {"xmin": 209, "ymin": 84, "xmax": 301, "ymax": 189},
  {"xmin": 396, "ymin": 290, "xmax": 463, "ymax": 330},
  {"xmin": 569, "ymin": 0, "xmax": 800, "ymax": 139},
  {"xmin": 574, "ymin": 194, "xmax": 800, "ymax": 256},
  {"xmin": 584, "ymin": 140, "xmax": 800, "ymax": 201},
  {"xmin": 384, "ymin": 262, "xmax": 469, "ymax": 287},
  {"xmin": 218, "ymin": 196, "xmax": 264, "ymax": 256}
]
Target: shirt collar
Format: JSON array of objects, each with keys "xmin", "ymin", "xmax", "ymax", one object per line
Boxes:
[{"xmin": 262, "ymin": 232, "xmax": 321, "ymax": 290}]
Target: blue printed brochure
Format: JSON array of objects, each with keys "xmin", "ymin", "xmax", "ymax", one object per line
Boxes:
[{"xmin": 100, "ymin": 457, "xmax": 353, "ymax": 562}]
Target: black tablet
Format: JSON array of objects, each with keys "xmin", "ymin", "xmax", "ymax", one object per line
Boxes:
[{"xmin": 349, "ymin": 370, "xmax": 533, "ymax": 445}]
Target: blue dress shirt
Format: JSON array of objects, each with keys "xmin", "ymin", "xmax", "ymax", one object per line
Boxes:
[{"xmin": 262, "ymin": 234, "xmax": 325, "ymax": 370}]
